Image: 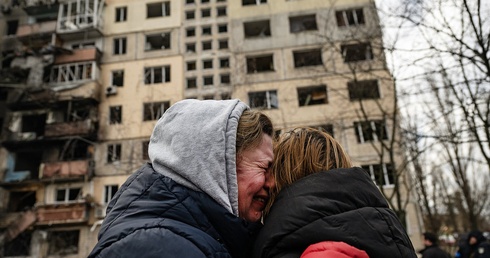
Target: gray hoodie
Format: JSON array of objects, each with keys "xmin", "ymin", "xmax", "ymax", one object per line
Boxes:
[{"xmin": 148, "ymin": 99, "xmax": 249, "ymax": 217}]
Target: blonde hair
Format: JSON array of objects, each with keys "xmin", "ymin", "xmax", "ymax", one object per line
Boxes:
[
  {"xmin": 236, "ymin": 109, "xmax": 273, "ymax": 157},
  {"xmin": 265, "ymin": 127, "xmax": 352, "ymax": 214}
]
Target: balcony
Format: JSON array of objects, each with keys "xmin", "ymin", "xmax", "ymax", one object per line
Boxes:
[
  {"xmin": 36, "ymin": 202, "xmax": 88, "ymax": 225},
  {"xmin": 0, "ymin": 210, "xmax": 37, "ymax": 242},
  {"xmin": 22, "ymin": 0, "xmax": 59, "ymax": 16},
  {"xmin": 44, "ymin": 119, "xmax": 96, "ymax": 138},
  {"xmin": 16, "ymin": 20, "xmax": 57, "ymax": 38},
  {"xmin": 40, "ymin": 159, "xmax": 93, "ymax": 181},
  {"xmin": 54, "ymin": 47, "xmax": 101, "ymax": 65},
  {"xmin": 56, "ymin": 0, "xmax": 104, "ymax": 41}
]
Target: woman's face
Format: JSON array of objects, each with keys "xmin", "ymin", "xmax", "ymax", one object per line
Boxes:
[{"xmin": 236, "ymin": 134, "xmax": 274, "ymax": 222}]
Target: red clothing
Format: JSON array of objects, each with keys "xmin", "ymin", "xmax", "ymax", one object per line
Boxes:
[{"xmin": 301, "ymin": 241, "xmax": 370, "ymax": 258}]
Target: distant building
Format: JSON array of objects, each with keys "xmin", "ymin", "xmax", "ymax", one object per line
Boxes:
[{"xmin": 0, "ymin": 0, "xmax": 422, "ymax": 256}]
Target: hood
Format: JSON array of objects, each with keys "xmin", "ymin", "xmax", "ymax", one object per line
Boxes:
[{"xmin": 148, "ymin": 99, "xmax": 248, "ymax": 216}]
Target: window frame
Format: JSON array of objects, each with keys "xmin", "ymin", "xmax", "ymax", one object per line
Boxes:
[
  {"xmin": 354, "ymin": 120, "xmax": 388, "ymax": 143},
  {"xmin": 297, "ymin": 85, "xmax": 328, "ymax": 106},
  {"xmin": 248, "ymin": 90, "xmax": 278, "ymax": 109},
  {"xmin": 144, "ymin": 66, "xmax": 171, "ymax": 84},
  {"xmin": 113, "ymin": 37, "xmax": 127, "ymax": 55},
  {"xmin": 293, "ymin": 48, "xmax": 323, "ymax": 68},
  {"xmin": 115, "ymin": 6, "xmax": 127, "ymax": 22},
  {"xmin": 341, "ymin": 42, "xmax": 373, "ymax": 62},
  {"xmin": 146, "ymin": 1, "xmax": 171, "ymax": 18},
  {"xmin": 348, "ymin": 80, "xmax": 380, "ymax": 100},
  {"xmin": 336, "ymin": 8, "xmax": 365, "ymax": 27},
  {"xmin": 143, "ymin": 101, "xmax": 170, "ymax": 121},
  {"xmin": 289, "ymin": 14, "xmax": 317, "ymax": 33},
  {"xmin": 109, "ymin": 105, "xmax": 122, "ymax": 124},
  {"xmin": 107, "ymin": 143, "xmax": 122, "ymax": 163}
]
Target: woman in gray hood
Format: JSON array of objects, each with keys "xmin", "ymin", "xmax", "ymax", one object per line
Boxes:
[{"xmin": 89, "ymin": 99, "xmax": 275, "ymax": 258}]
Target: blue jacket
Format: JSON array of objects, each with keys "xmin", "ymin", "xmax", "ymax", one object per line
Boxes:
[{"xmin": 89, "ymin": 164, "xmax": 261, "ymax": 258}]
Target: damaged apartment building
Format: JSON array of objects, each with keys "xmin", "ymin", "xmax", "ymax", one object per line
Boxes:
[
  {"xmin": 0, "ymin": 0, "xmax": 424, "ymax": 257},
  {"xmin": 0, "ymin": 0, "xmax": 103, "ymax": 256}
]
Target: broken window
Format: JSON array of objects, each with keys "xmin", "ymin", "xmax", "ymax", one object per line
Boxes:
[
  {"xmin": 186, "ymin": 28, "xmax": 196, "ymax": 37},
  {"xmin": 186, "ymin": 43, "xmax": 196, "ymax": 52},
  {"xmin": 186, "ymin": 0, "xmax": 194, "ymax": 4},
  {"xmin": 22, "ymin": 113, "xmax": 46, "ymax": 136},
  {"xmin": 202, "ymin": 41, "xmax": 212, "ymax": 51},
  {"xmin": 248, "ymin": 90, "xmax": 278, "ymax": 109},
  {"xmin": 107, "ymin": 143, "xmax": 121, "ymax": 163},
  {"xmin": 49, "ymin": 230, "xmax": 79, "ymax": 255},
  {"xmin": 244, "ymin": 20, "xmax": 271, "ymax": 38},
  {"xmin": 142, "ymin": 141, "xmax": 150, "ymax": 160},
  {"xmin": 202, "ymin": 0, "xmax": 210, "ymax": 3},
  {"xmin": 104, "ymin": 185, "xmax": 119, "ymax": 204},
  {"xmin": 289, "ymin": 14, "xmax": 317, "ymax": 33},
  {"xmin": 109, "ymin": 106, "xmax": 122, "ymax": 124},
  {"xmin": 13, "ymin": 151, "xmax": 42, "ymax": 179},
  {"xmin": 336, "ymin": 8, "xmax": 365, "ymax": 27},
  {"xmin": 145, "ymin": 33, "xmax": 171, "ymax": 51},
  {"xmin": 115, "ymin": 6, "xmax": 127, "ymax": 22},
  {"xmin": 186, "ymin": 11, "xmax": 195, "ymax": 20},
  {"xmin": 144, "ymin": 66, "xmax": 171, "ymax": 84},
  {"xmin": 354, "ymin": 120, "xmax": 388, "ymax": 143},
  {"xmin": 147, "ymin": 2, "xmax": 170, "ymax": 18},
  {"xmin": 217, "ymin": 7, "xmax": 226, "ymax": 16},
  {"xmin": 220, "ymin": 58, "xmax": 230, "ymax": 68},
  {"xmin": 219, "ymin": 39, "xmax": 228, "ymax": 49},
  {"xmin": 362, "ymin": 163, "xmax": 394, "ymax": 186},
  {"xmin": 201, "ymin": 8, "xmax": 211, "ymax": 17},
  {"xmin": 341, "ymin": 43, "xmax": 372, "ymax": 62},
  {"xmin": 243, "ymin": 0, "xmax": 267, "ymax": 6},
  {"xmin": 8, "ymin": 191, "xmax": 36, "ymax": 212},
  {"xmin": 297, "ymin": 85, "xmax": 328, "ymax": 106},
  {"xmin": 311, "ymin": 124, "xmax": 334, "ymax": 137},
  {"xmin": 143, "ymin": 101, "xmax": 169, "ymax": 121},
  {"xmin": 187, "ymin": 61, "xmax": 196, "ymax": 71},
  {"xmin": 348, "ymin": 80, "xmax": 380, "ymax": 100},
  {"xmin": 187, "ymin": 78, "xmax": 197, "ymax": 88},
  {"xmin": 111, "ymin": 70, "xmax": 124, "ymax": 87},
  {"xmin": 113, "ymin": 37, "xmax": 127, "ymax": 55},
  {"xmin": 6, "ymin": 20, "xmax": 19, "ymax": 36},
  {"xmin": 203, "ymin": 76, "xmax": 213, "ymax": 86},
  {"xmin": 293, "ymin": 49, "xmax": 323, "ymax": 67},
  {"xmin": 221, "ymin": 74, "xmax": 230, "ymax": 84},
  {"xmin": 202, "ymin": 26, "xmax": 212, "ymax": 35},
  {"xmin": 55, "ymin": 187, "xmax": 81, "ymax": 202},
  {"xmin": 218, "ymin": 24, "xmax": 227, "ymax": 33},
  {"xmin": 59, "ymin": 0, "xmax": 96, "ymax": 30},
  {"xmin": 203, "ymin": 59, "xmax": 213, "ymax": 69},
  {"xmin": 246, "ymin": 54, "xmax": 274, "ymax": 73},
  {"xmin": 4, "ymin": 231, "xmax": 31, "ymax": 256},
  {"xmin": 50, "ymin": 62, "xmax": 94, "ymax": 83}
]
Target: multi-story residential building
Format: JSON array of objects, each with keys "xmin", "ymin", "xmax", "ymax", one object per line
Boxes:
[{"xmin": 0, "ymin": 0, "xmax": 422, "ymax": 257}]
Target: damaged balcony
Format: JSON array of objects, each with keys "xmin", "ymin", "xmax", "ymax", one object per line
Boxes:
[
  {"xmin": 44, "ymin": 119, "xmax": 96, "ymax": 138},
  {"xmin": 56, "ymin": 0, "xmax": 104, "ymax": 41},
  {"xmin": 16, "ymin": 20, "xmax": 57, "ymax": 40},
  {"xmin": 40, "ymin": 159, "xmax": 93, "ymax": 181},
  {"xmin": 36, "ymin": 201, "xmax": 89, "ymax": 225},
  {"xmin": 22, "ymin": 0, "xmax": 59, "ymax": 16}
]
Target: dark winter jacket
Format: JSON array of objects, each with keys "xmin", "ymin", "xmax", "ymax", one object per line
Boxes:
[
  {"xmin": 252, "ymin": 167, "xmax": 417, "ymax": 258},
  {"xmin": 89, "ymin": 99, "xmax": 257, "ymax": 258},
  {"xmin": 420, "ymin": 245, "xmax": 451, "ymax": 258},
  {"xmin": 89, "ymin": 164, "xmax": 261, "ymax": 258},
  {"xmin": 465, "ymin": 231, "xmax": 490, "ymax": 258}
]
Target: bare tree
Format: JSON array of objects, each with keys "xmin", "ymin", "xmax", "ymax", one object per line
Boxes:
[{"xmin": 384, "ymin": 0, "xmax": 490, "ymax": 231}]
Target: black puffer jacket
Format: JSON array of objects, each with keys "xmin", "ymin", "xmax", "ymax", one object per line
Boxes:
[
  {"xmin": 89, "ymin": 164, "xmax": 261, "ymax": 258},
  {"xmin": 252, "ymin": 167, "xmax": 417, "ymax": 258}
]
